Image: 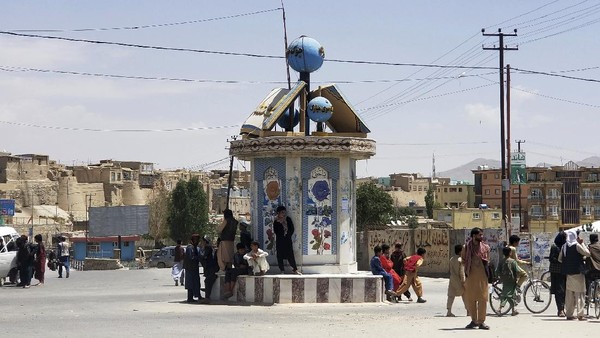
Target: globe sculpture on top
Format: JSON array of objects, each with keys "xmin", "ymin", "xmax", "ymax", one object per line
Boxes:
[
  {"xmin": 277, "ymin": 109, "xmax": 300, "ymax": 129},
  {"xmin": 286, "ymin": 36, "xmax": 325, "ymax": 73},
  {"xmin": 307, "ymin": 96, "xmax": 333, "ymax": 122}
]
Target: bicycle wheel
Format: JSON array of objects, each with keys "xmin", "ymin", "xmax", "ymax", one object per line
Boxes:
[
  {"xmin": 594, "ymin": 281, "xmax": 600, "ymax": 319},
  {"xmin": 489, "ymin": 281, "xmax": 511, "ymax": 316},
  {"xmin": 540, "ymin": 271, "xmax": 551, "ymax": 284},
  {"xmin": 523, "ymin": 280, "xmax": 552, "ymax": 313}
]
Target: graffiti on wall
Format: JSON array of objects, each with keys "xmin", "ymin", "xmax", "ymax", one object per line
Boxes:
[
  {"xmin": 306, "ymin": 167, "xmax": 333, "ymax": 255},
  {"xmin": 414, "ymin": 229, "xmax": 449, "ymax": 272},
  {"xmin": 262, "ymin": 167, "xmax": 281, "ymax": 255},
  {"xmin": 531, "ymin": 232, "xmax": 553, "ymax": 276}
]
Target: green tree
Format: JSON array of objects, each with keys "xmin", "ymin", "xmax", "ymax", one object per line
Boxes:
[
  {"xmin": 168, "ymin": 177, "xmax": 210, "ymax": 241},
  {"xmin": 148, "ymin": 185, "xmax": 170, "ymax": 245},
  {"xmin": 356, "ymin": 182, "xmax": 394, "ymax": 231},
  {"xmin": 406, "ymin": 215, "xmax": 419, "ymax": 229},
  {"xmin": 424, "ymin": 185, "xmax": 434, "ymax": 219}
]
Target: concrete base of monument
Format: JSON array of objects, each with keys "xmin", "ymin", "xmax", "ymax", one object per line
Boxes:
[{"xmin": 210, "ymin": 272, "xmax": 383, "ymax": 304}]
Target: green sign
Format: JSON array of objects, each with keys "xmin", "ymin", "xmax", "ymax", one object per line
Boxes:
[{"xmin": 510, "ymin": 152, "xmax": 526, "ymax": 185}]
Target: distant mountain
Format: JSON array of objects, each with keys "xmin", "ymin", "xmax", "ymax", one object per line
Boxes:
[
  {"xmin": 578, "ymin": 156, "xmax": 600, "ymax": 168},
  {"xmin": 438, "ymin": 158, "xmax": 501, "ymax": 183}
]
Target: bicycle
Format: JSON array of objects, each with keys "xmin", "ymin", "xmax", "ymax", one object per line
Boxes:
[
  {"xmin": 585, "ymin": 277, "xmax": 600, "ymax": 319},
  {"xmin": 489, "ymin": 265, "xmax": 552, "ymax": 315}
]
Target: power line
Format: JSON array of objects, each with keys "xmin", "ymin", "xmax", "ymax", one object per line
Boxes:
[
  {"xmin": 510, "ymin": 86, "xmax": 600, "ymax": 109},
  {"xmin": 8, "ymin": 8, "xmax": 283, "ymax": 33},
  {"xmin": 0, "ymin": 31, "xmax": 499, "ymax": 70},
  {"xmin": 358, "ymin": 82, "xmax": 496, "ymax": 115},
  {"xmin": 0, "ymin": 65, "xmax": 498, "ymax": 84},
  {"xmin": 476, "ymin": 74, "xmax": 600, "ymax": 109},
  {"xmin": 0, "ymin": 120, "xmax": 240, "ymax": 132}
]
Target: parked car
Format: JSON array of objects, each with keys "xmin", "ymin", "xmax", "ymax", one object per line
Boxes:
[
  {"xmin": 147, "ymin": 246, "xmax": 178, "ymax": 268},
  {"xmin": 0, "ymin": 226, "xmax": 19, "ymax": 286}
]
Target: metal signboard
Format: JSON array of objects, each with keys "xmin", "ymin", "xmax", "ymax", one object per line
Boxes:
[
  {"xmin": 89, "ymin": 205, "xmax": 149, "ymax": 237},
  {"xmin": 510, "ymin": 152, "xmax": 527, "ymax": 185},
  {"xmin": 0, "ymin": 199, "xmax": 15, "ymax": 216}
]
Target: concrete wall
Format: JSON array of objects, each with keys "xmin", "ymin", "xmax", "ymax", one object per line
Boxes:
[{"xmin": 358, "ymin": 228, "xmax": 506, "ymax": 277}]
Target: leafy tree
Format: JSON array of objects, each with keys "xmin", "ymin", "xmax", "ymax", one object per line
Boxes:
[
  {"xmin": 424, "ymin": 185, "xmax": 434, "ymax": 219},
  {"xmin": 396, "ymin": 206, "xmax": 416, "ymax": 217},
  {"xmin": 356, "ymin": 182, "xmax": 394, "ymax": 231},
  {"xmin": 148, "ymin": 185, "xmax": 170, "ymax": 245},
  {"xmin": 168, "ymin": 177, "xmax": 210, "ymax": 241},
  {"xmin": 406, "ymin": 215, "xmax": 419, "ymax": 229}
]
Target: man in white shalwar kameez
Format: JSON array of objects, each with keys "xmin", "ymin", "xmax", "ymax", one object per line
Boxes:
[
  {"xmin": 558, "ymin": 229, "xmax": 590, "ymax": 321},
  {"xmin": 171, "ymin": 240, "xmax": 185, "ymax": 286}
]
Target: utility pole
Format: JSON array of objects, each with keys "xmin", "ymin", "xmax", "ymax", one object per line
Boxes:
[
  {"xmin": 506, "ymin": 64, "xmax": 512, "ymax": 230},
  {"xmin": 226, "ymin": 135, "xmax": 238, "ymax": 210},
  {"xmin": 482, "ymin": 28, "xmax": 518, "ymax": 229},
  {"xmin": 516, "ymin": 139, "xmax": 526, "ymax": 230},
  {"xmin": 85, "ymin": 193, "xmax": 94, "ymax": 257}
]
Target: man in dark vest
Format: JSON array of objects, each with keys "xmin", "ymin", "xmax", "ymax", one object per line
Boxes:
[
  {"xmin": 559, "ymin": 229, "xmax": 590, "ymax": 321},
  {"xmin": 586, "ymin": 233, "xmax": 600, "ymax": 301}
]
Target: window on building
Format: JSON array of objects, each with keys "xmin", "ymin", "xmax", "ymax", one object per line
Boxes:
[
  {"xmin": 450, "ymin": 187, "xmax": 457, "ymax": 192},
  {"xmin": 548, "ymin": 189, "xmax": 559, "ymax": 199},
  {"xmin": 583, "ymin": 189, "xmax": 592, "ymax": 199},
  {"xmin": 124, "ymin": 241, "xmax": 130, "ymax": 247},
  {"xmin": 472, "ymin": 213, "xmax": 481, "ymax": 220},
  {"xmin": 589, "ymin": 173, "xmax": 598, "ymax": 182},
  {"xmin": 595, "ymin": 189, "xmax": 600, "ymax": 200},
  {"xmin": 531, "ymin": 205, "xmax": 543, "ymax": 217},
  {"xmin": 495, "ymin": 189, "xmax": 500, "ymax": 195},
  {"xmin": 117, "ymin": 173, "xmax": 121, "ymax": 181},
  {"xmin": 485, "ymin": 189, "xmax": 490, "ymax": 195},
  {"xmin": 530, "ymin": 189, "xmax": 542, "ymax": 198},
  {"xmin": 595, "ymin": 208, "xmax": 600, "ymax": 217},
  {"xmin": 112, "ymin": 242, "xmax": 118, "ymax": 247},
  {"xmin": 492, "ymin": 212, "xmax": 500, "ymax": 219},
  {"xmin": 583, "ymin": 205, "xmax": 592, "ymax": 215},
  {"xmin": 513, "ymin": 188, "xmax": 519, "ymax": 194},
  {"xmin": 87, "ymin": 242, "xmax": 100, "ymax": 253},
  {"xmin": 459, "ymin": 188, "xmax": 463, "ymax": 192},
  {"xmin": 110, "ymin": 172, "xmax": 115, "ymax": 181},
  {"xmin": 418, "ymin": 186, "xmax": 422, "ymax": 191},
  {"xmin": 549, "ymin": 205, "xmax": 559, "ymax": 216},
  {"xmin": 494, "ymin": 173, "xmax": 500, "ymax": 179},
  {"xmin": 444, "ymin": 188, "xmax": 448, "ymax": 192},
  {"xmin": 511, "ymin": 212, "xmax": 520, "ymax": 219}
]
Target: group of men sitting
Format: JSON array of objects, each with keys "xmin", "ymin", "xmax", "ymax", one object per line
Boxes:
[{"xmin": 370, "ymin": 243, "xmax": 427, "ymax": 303}]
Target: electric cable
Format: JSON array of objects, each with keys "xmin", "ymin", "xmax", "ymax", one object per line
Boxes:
[{"xmin": 8, "ymin": 8, "xmax": 283, "ymax": 33}]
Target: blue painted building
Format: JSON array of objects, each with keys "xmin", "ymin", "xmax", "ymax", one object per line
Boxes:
[{"xmin": 71, "ymin": 236, "xmax": 140, "ymax": 261}]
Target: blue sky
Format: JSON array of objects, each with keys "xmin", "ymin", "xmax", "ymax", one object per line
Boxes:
[{"xmin": 0, "ymin": 1, "xmax": 598, "ymax": 177}]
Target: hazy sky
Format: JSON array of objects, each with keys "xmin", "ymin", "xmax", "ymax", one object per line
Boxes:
[{"xmin": 1, "ymin": 1, "xmax": 598, "ymax": 178}]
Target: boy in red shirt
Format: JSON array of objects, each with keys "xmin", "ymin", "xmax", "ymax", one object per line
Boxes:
[{"xmin": 395, "ymin": 247, "xmax": 427, "ymax": 303}]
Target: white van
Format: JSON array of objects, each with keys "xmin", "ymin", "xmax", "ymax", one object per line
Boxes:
[{"xmin": 0, "ymin": 226, "xmax": 19, "ymax": 286}]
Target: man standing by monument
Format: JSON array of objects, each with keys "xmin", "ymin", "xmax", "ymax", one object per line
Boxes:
[
  {"xmin": 462, "ymin": 227, "xmax": 490, "ymax": 330},
  {"xmin": 274, "ymin": 206, "xmax": 300, "ymax": 274}
]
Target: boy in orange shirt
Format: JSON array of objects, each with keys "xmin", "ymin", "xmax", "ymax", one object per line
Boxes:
[{"xmin": 395, "ymin": 247, "xmax": 427, "ymax": 303}]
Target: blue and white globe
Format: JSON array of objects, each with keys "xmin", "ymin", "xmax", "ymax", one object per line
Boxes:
[
  {"xmin": 277, "ymin": 109, "xmax": 300, "ymax": 129},
  {"xmin": 286, "ymin": 36, "xmax": 325, "ymax": 73},
  {"xmin": 307, "ymin": 97, "xmax": 333, "ymax": 122}
]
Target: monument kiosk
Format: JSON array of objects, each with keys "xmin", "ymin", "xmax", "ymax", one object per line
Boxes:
[{"xmin": 217, "ymin": 36, "xmax": 380, "ymax": 303}]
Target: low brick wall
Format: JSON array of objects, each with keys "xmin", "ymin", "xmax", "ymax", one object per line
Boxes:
[{"xmin": 83, "ymin": 258, "xmax": 124, "ymax": 271}]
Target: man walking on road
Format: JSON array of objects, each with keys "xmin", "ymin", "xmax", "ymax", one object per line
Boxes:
[
  {"xmin": 559, "ymin": 229, "xmax": 590, "ymax": 321},
  {"xmin": 57, "ymin": 236, "xmax": 70, "ymax": 278},
  {"xmin": 461, "ymin": 227, "xmax": 490, "ymax": 330}
]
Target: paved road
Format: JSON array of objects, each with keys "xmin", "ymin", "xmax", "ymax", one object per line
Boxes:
[{"xmin": 2, "ymin": 268, "xmax": 598, "ymax": 337}]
